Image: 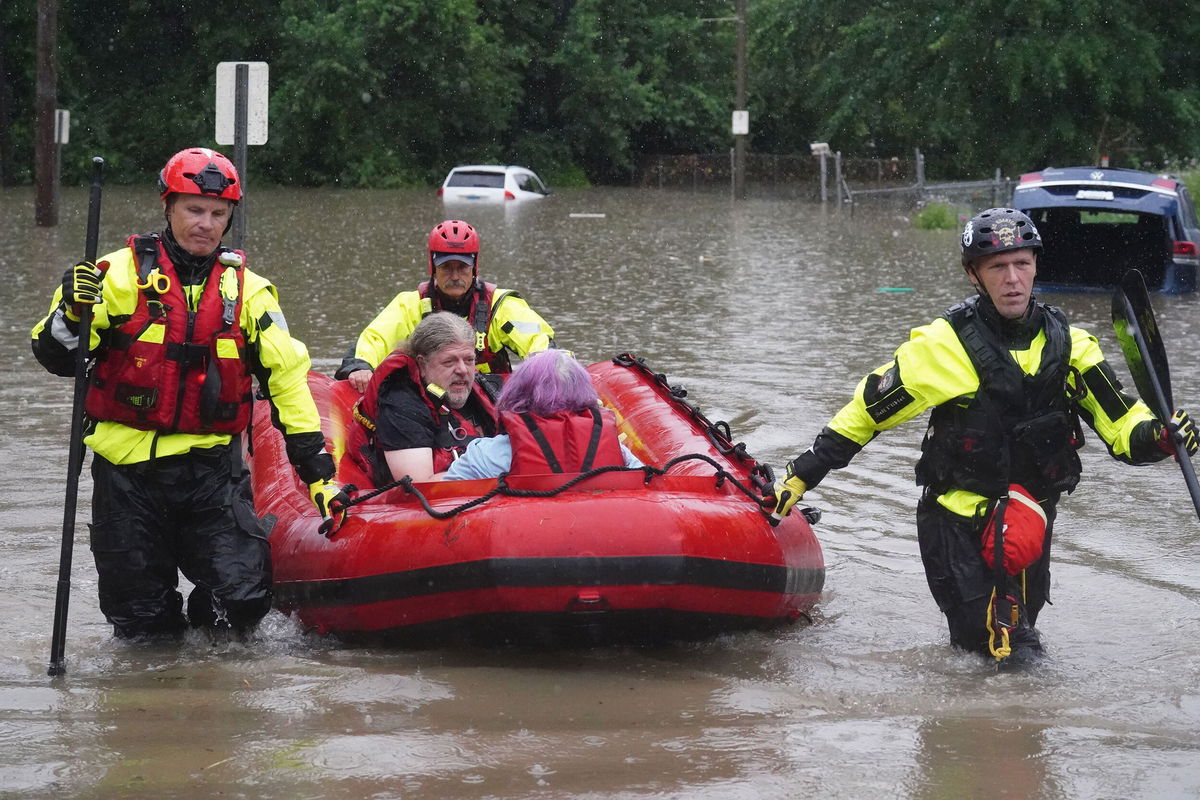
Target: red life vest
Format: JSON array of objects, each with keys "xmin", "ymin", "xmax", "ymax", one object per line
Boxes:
[
  {"xmin": 85, "ymin": 234, "xmax": 252, "ymax": 434},
  {"xmin": 501, "ymin": 407, "xmax": 625, "ymax": 475},
  {"xmin": 345, "ymin": 351, "xmax": 498, "ymax": 485},
  {"xmin": 418, "ymin": 279, "xmax": 512, "ymax": 373}
]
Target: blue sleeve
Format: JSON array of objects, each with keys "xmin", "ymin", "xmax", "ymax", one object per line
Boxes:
[{"xmin": 443, "ymin": 435, "xmax": 513, "ymax": 480}]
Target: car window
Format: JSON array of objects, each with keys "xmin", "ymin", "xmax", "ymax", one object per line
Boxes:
[
  {"xmin": 447, "ymin": 171, "xmax": 506, "ymax": 189},
  {"xmin": 1178, "ymin": 187, "xmax": 1200, "ymax": 229}
]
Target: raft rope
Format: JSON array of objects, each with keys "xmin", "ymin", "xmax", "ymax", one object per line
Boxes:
[
  {"xmin": 329, "ymin": 452, "xmax": 817, "ymax": 534},
  {"xmin": 321, "ymin": 353, "xmax": 821, "ymax": 536},
  {"xmin": 610, "ymin": 352, "xmax": 775, "ymax": 493}
]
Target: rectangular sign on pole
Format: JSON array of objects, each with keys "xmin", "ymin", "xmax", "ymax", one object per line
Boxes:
[
  {"xmin": 215, "ymin": 62, "xmax": 269, "ymax": 145},
  {"xmin": 731, "ymin": 110, "xmax": 749, "ymax": 136},
  {"xmin": 54, "ymin": 109, "xmax": 70, "ymax": 144}
]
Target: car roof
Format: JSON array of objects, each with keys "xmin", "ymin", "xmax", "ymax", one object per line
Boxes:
[
  {"xmin": 448, "ymin": 165, "xmax": 532, "ymax": 174},
  {"xmin": 1013, "ymin": 166, "xmax": 1182, "ymax": 216}
]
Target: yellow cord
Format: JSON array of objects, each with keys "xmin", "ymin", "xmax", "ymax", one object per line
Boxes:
[{"xmin": 986, "ymin": 587, "xmax": 1012, "ymax": 660}]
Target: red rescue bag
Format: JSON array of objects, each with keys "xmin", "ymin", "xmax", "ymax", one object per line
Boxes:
[{"xmin": 981, "ymin": 484, "xmax": 1047, "ymax": 575}]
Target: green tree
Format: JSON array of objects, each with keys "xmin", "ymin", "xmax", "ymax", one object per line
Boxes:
[
  {"xmin": 752, "ymin": 0, "xmax": 1200, "ymax": 175},
  {"xmin": 269, "ymin": 0, "xmax": 523, "ymax": 186}
]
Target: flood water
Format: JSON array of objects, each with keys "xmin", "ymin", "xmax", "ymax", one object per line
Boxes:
[{"xmin": 3, "ymin": 184, "xmax": 1200, "ymax": 799}]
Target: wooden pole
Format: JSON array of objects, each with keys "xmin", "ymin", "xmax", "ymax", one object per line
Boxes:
[
  {"xmin": 35, "ymin": 0, "xmax": 59, "ymax": 227},
  {"xmin": 733, "ymin": 0, "xmax": 747, "ymax": 201}
]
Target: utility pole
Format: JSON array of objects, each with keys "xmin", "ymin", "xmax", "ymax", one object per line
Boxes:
[
  {"xmin": 35, "ymin": 0, "xmax": 59, "ymax": 226},
  {"xmin": 733, "ymin": 0, "xmax": 747, "ymax": 200}
]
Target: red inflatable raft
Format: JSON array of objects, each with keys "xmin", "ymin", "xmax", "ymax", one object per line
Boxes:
[{"xmin": 249, "ymin": 353, "xmax": 825, "ymax": 644}]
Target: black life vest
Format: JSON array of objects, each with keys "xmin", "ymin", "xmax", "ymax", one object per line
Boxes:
[
  {"xmin": 346, "ymin": 351, "xmax": 498, "ymax": 486},
  {"xmin": 501, "ymin": 407, "xmax": 626, "ymax": 475},
  {"xmin": 84, "ymin": 233, "xmax": 251, "ymax": 434},
  {"xmin": 915, "ymin": 297, "xmax": 1083, "ymax": 498}
]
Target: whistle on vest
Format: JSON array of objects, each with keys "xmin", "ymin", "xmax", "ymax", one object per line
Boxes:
[{"xmin": 426, "ymin": 382, "xmax": 450, "ymax": 413}]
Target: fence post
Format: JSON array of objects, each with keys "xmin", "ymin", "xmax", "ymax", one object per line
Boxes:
[
  {"xmin": 993, "ymin": 167, "xmax": 1002, "ymax": 205},
  {"xmin": 915, "ymin": 148, "xmax": 925, "ymax": 202},
  {"xmin": 819, "ymin": 151, "xmax": 828, "ymax": 204},
  {"xmin": 835, "ymin": 151, "xmax": 844, "ymax": 207}
]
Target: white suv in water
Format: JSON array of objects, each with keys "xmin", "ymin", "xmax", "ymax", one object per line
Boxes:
[{"xmin": 438, "ymin": 165, "xmax": 551, "ymax": 203}]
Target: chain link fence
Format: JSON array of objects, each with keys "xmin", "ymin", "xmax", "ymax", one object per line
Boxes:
[{"xmin": 637, "ymin": 151, "xmax": 1012, "ymax": 209}]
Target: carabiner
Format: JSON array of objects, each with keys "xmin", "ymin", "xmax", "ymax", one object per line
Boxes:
[{"xmin": 136, "ymin": 267, "xmax": 171, "ymax": 295}]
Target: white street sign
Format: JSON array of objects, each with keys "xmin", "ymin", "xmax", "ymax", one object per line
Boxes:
[
  {"xmin": 215, "ymin": 62, "xmax": 269, "ymax": 145},
  {"xmin": 731, "ymin": 110, "xmax": 749, "ymax": 136}
]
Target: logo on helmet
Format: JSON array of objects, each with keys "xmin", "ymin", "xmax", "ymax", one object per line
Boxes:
[
  {"xmin": 961, "ymin": 220, "xmax": 974, "ymax": 247},
  {"xmin": 993, "ymin": 221, "xmax": 1019, "ymax": 247}
]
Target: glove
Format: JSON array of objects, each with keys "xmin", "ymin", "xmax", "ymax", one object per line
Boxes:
[
  {"xmin": 1157, "ymin": 409, "xmax": 1199, "ymax": 457},
  {"xmin": 309, "ymin": 479, "xmax": 352, "ymax": 537},
  {"xmin": 767, "ymin": 460, "xmax": 808, "ymax": 525},
  {"xmin": 61, "ymin": 262, "xmax": 104, "ymax": 319}
]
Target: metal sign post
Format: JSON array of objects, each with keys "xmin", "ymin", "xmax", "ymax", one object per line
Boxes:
[{"xmin": 215, "ymin": 61, "xmax": 269, "ymax": 250}]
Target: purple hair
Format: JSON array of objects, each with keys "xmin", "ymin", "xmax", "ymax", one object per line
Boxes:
[{"xmin": 496, "ymin": 350, "xmax": 598, "ymax": 416}]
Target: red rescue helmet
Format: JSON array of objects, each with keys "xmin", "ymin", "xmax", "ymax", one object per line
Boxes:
[
  {"xmin": 427, "ymin": 219, "xmax": 480, "ymax": 275},
  {"xmin": 158, "ymin": 147, "xmax": 242, "ymax": 204}
]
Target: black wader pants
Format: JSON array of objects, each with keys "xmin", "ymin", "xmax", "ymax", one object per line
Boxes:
[
  {"xmin": 915, "ymin": 492, "xmax": 1056, "ymax": 656},
  {"xmin": 89, "ymin": 445, "xmax": 272, "ymax": 638}
]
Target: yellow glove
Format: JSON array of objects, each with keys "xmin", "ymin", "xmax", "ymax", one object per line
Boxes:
[
  {"xmin": 768, "ymin": 461, "xmax": 808, "ymax": 525},
  {"xmin": 61, "ymin": 261, "xmax": 104, "ymax": 320},
  {"xmin": 308, "ymin": 479, "xmax": 352, "ymax": 537},
  {"xmin": 1159, "ymin": 409, "xmax": 1199, "ymax": 457}
]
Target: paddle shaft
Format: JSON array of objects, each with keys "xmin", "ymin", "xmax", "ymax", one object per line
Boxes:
[
  {"xmin": 1113, "ymin": 270, "xmax": 1200, "ymax": 521},
  {"xmin": 48, "ymin": 157, "xmax": 104, "ymax": 677}
]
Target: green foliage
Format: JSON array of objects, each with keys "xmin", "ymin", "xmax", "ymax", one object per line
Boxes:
[
  {"xmin": 754, "ymin": 0, "xmax": 1200, "ymax": 177},
  {"xmin": 4, "ymin": 0, "xmax": 1200, "ymax": 187},
  {"xmin": 913, "ymin": 203, "xmax": 959, "ymax": 230},
  {"xmin": 1180, "ymin": 171, "xmax": 1200, "ymax": 202}
]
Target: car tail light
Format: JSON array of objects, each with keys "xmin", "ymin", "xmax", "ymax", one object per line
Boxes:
[
  {"xmin": 1019, "ymin": 172, "xmax": 1043, "ymax": 183},
  {"xmin": 437, "ymin": 187, "xmax": 444, "ymax": 196},
  {"xmin": 1174, "ymin": 240, "xmax": 1198, "ymax": 257},
  {"xmin": 1153, "ymin": 177, "xmax": 1178, "ymax": 190},
  {"xmin": 504, "ymin": 190, "xmax": 515, "ymax": 200}
]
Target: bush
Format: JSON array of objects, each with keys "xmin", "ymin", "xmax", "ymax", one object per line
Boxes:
[
  {"xmin": 913, "ymin": 202, "xmax": 959, "ymax": 230},
  {"xmin": 1179, "ymin": 171, "xmax": 1200, "ymax": 202}
]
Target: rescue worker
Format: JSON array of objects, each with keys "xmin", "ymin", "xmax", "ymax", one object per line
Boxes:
[
  {"xmin": 32, "ymin": 147, "xmax": 350, "ymax": 640},
  {"xmin": 443, "ymin": 349, "xmax": 642, "ymax": 480},
  {"xmin": 346, "ymin": 312, "xmax": 500, "ymax": 484},
  {"xmin": 335, "ymin": 219, "xmax": 555, "ymax": 390},
  {"xmin": 770, "ymin": 207, "xmax": 1199, "ymax": 665}
]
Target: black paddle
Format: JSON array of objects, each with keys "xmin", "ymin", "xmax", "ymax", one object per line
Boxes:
[
  {"xmin": 48, "ymin": 156, "xmax": 104, "ymax": 677},
  {"xmin": 1111, "ymin": 268, "xmax": 1200, "ymax": 521}
]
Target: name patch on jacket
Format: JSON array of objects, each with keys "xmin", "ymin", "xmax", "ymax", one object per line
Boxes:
[{"xmin": 864, "ymin": 364, "xmax": 915, "ymax": 423}]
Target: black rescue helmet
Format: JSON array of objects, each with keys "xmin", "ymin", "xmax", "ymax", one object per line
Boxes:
[{"xmin": 960, "ymin": 207, "xmax": 1042, "ymax": 267}]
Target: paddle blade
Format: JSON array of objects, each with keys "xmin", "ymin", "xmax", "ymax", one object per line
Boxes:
[{"xmin": 1111, "ymin": 269, "xmax": 1173, "ymax": 422}]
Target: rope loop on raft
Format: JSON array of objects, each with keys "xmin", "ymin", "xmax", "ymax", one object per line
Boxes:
[
  {"xmin": 611, "ymin": 353, "xmax": 761, "ymax": 468},
  {"xmin": 324, "ymin": 353, "xmax": 822, "ymax": 533},
  {"xmin": 332, "ymin": 453, "xmax": 786, "ymax": 525}
]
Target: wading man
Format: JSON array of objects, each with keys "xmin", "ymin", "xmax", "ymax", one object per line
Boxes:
[
  {"xmin": 32, "ymin": 147, "xmax": 349, "ymax": 640},
  {"xmin": 771, "ymin": 207, "xmax": 1197, "ymax": 665}
]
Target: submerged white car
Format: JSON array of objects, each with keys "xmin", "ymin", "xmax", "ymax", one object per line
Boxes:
[{"xmin": 439, "ymin": 165, "xmax": 550, "ymax": 203}]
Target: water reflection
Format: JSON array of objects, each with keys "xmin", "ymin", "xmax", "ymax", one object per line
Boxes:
[{"xmin": 3, "ymin": 185, "xmax": 1200, "ymax": 798}]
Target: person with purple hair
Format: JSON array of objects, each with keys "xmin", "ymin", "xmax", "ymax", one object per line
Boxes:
[{"xmin": 443, "ymin": 350, "xmax": 642, "ymax": 480}]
